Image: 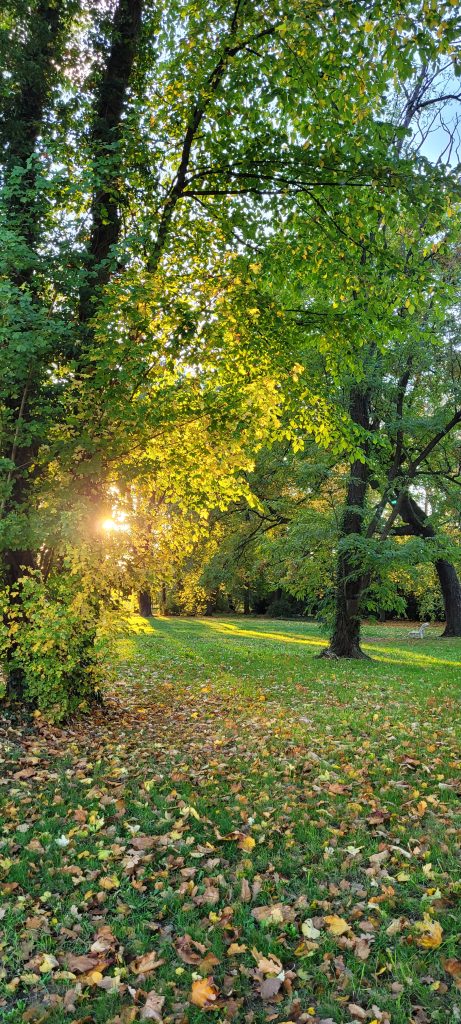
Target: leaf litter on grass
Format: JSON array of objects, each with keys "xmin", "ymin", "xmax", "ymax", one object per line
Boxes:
[{"xmin": 0, "ymin": 616, "xmax": 460, "ymax": 1024}]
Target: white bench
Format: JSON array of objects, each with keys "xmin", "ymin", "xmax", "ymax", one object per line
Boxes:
[{"xmin": 408, "ymin": 622, "xmax": 429, "ymax": 639}]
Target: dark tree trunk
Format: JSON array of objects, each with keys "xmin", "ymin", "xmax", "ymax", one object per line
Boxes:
[
  {"xmin": 138, "ymin": 590, "xmax": 152, "ymax": 617},
  {"xmin": 243, "ymin": 586, "xmax": 251, "ymax": 615},
  {"xmin": 399, "ymin": 494, "xmax": 461, "ymax": 638},
  {"xmin": 159, "ymin": 583, "xmax": 167, "ymax": 614},
  {"xmin": 436, "ymin": 560, "xmax": 461, "ymax": 637},
  {"xmin": 320, "ymin": 388, "xmax": 371, "ymax": 659}
]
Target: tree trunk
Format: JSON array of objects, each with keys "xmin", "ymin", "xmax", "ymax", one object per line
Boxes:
[
  {"xmin": 399, "ymin": 494, "xmax": 461, "ymax": 638},
  {"xmin": 159, "ymin": 583, "xmax": 167, "ymax": 614},
  {"xmin": 436, "ymin": 559, "xmax": 461, "ymax": 637},
  {"xmin": 243, "ymin": 586, "xmax": 251, "ymax": 615},
  {"xmin": 138, "ymin": 590, "xmax": 152, "ymax": 617},
  {"xmin": 319, "ymin": 388, "xmax": 371, "ymax": 659}
]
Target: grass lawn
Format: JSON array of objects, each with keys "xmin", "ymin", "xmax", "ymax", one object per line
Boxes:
[{"xmin": 1, "ymin": 616, "xmax": 460, "ymax": 1024}]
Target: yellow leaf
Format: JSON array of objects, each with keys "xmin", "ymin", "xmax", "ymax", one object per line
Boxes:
[
  {"xmin": 324, "ymin": 915, "xmax": 350, "ymax": 936},
  {"xmin": 190, "ymin": 977, "xmax": 219, "ymax": 1008},
  {"xmin": 39, "ymin": 953, "xmax": 59, "ymax": 973},
  {"xmin": 414, "ymin": 913, "xmax": 443, "ymax": 949},
  {"xmin": 99, "ymin": 875, "xmax": 119, "ymax": 890},
  {"xmin": 239, "ymin": 835, "xmax": 255, "ymax": 852}
]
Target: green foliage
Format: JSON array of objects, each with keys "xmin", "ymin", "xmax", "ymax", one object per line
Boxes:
[{"xmin": 1, "ymin": 570, "xmax": 108, "ymax": 720}]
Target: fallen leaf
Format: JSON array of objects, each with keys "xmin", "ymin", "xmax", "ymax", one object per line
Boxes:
[
  {"xmin": 190, "ymin": 976, "xmax": 220, "ymax": 1008},
  {"xmin": 140, "ymin": 989, "xmax": 165, "ymax": 1021},
  {"xmin": 442, "ymin": 958, "xmax": 461, "ymax": 988},
  {"xmin": 175, "ymin": 934, "xmax": 207, "ymax": 964},
  {"xmin": 239, "ymin": 835, "xmax": 255, "ymax": 852},
  {"xmin": 252, "ymin": 949, "xmax": 283, "ymax": 975},
  {"xmin": 348, "ymin": 1005, "xmax": 367, "ymax": 1021},
  {"xmin": 130, "ymin": 950, "xmax": 164, "ymax": 974},
  {"xmin": 301, "ymin": 919, "xmax": 321, "ymax": 939},
  {"xmin": 260, "ymin": 976, "xmax": 283, "ymax": 1000},
  {"xmin": 414, "ymin": 914, "xmax": 443, "ymax": 949},
  {"xmin": 324, "ymin": 915, "xmax": 350, "ymax": 936},
  {"xmin": 39, "ymin": 953, "xmax": 59, "ymax": 973}
]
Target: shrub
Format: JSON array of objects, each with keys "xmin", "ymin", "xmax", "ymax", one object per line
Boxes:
[{"xmin": 1, "ymin": 570, "xmax": 108, "ymax": 720}]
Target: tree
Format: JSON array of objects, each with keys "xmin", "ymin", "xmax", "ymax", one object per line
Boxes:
[{"xmin": 2, "ymin": 0, "xmax": 461, "ymax": 706}]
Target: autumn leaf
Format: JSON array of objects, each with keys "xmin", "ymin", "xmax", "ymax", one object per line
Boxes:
[
  {"xmin": 174, "ymin": 934, "xmax": 207, "ymax": 964},
  {"xmin": 227, "ymin": 943, "xmax": 247, "ymax": 956},
  {"xmin": 252, "ymin": 903, "xmax": 295, "ymax": 924},
  {"xmin": 65, "ymin": 953, "xmax": 107, "ymax": 974},
  {"xmin": 251, "ymin": 948, "xmax": 283, "ymax": 975},
  {"xmin": 239, "ymin": 835, "xmax": 256, "ymax": 852},
  {"xmin": 301, "ymin": 918, "xmax": 321, "ymax": 939},
  {"xmin": 413, "ymin": 914, "xmax": 443, "ymax": 949},
  {"xmin": 99, "ymin": 874, "xmax": 120, "ymax": 890},
  {"xmin": 38, "ymin": 953, "xmax": 59, "ymax": 973},
  {"xmin": 324, "ymin": 915, "xmax": 350, "ymax": 936},
  {"xmin": 130, "ymin": 950, "xmax": 164, "ymax": 974},
  {"xmin": 140, "ymin": 990, "xmax": 165, "ymax": 1021},
  {"xmin": 190, "ymin": 976, "xmax": 220, "ymax": 1008},
  {"xmin": 443, "ymin": 958, "xmax": 461, "ymax": 988}
]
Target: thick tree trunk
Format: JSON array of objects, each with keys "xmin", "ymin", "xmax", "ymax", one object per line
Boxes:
[
  {"xmin": 138, "ymin": 590, "xmax": 152, "ymax": 617},
  {"xmin": 436, "ymin": 559, "xmax": 461, "ymax": 637},
  {"xmin": 319, "ymin": 389, "xmax": 371, "ymax": 659},
  {"xmin": 399, "ymin": 494, "xmax": 461, "ymax": 638},
  {"xmin": 243, "ymin": 586, "xmax": 251, "ymax": 615}
]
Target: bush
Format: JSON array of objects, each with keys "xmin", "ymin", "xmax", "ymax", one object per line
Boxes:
[{"xmin": 1, "ymin": 570, "xmax": 107, "ymax": 720}]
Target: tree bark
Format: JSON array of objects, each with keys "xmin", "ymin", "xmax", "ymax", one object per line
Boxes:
[
  {"xmin": 399, "ymin": 494, "xmax": 461, "ymax": 637},
  {"xmin": 243, "ymin": 586, "xmax": 251, "ymax": 615},
  {"xmin": 319, "ymin": 388, "xmax": 371, "ymax": 659},
  {"xmin": 138, "ymin": 590, "xmax": 152, "ymax": 617}
]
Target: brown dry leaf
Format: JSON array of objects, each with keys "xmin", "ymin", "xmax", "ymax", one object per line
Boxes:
[
  {"xmin": 91, "ymin": 926, "xmax": 117, "ymax": 954},
  {"xmin": 324, "ymin": 915, "xmax": 350, "ymax": 936},
  {"xmin": 140, "ymin": 989, "xmax": 165, "ymax": 1021},
  {"xmin": 65, "ymin": 954, "xmax": 104, "ymax": 974},
  {"xmin": 442, "ymin": 958, "xmax": 461, "ymax": 988},
  {"xmin": 252, "ymin": 949, "xmax": 283, "ymax": 976},
  {"xmin": 199, "ymin": 952, "xmax": 220, "ymax": 975},
  {"xmin": 252, "ymin": 903, "xmax": 295, "ymax": 924},
  {"xmin": 414, "ymin": 914, "xmax": 443, "ymax": 949},
  {"xmin": 97, "ymin": 975, "xmax": 120, "ymax": 992},
  {"xmin": 241, "ymin": 878, "xmax": 251, "ymax": 902},
  {"xmin": 260, "ymin": 976, "xmax": 283, "ymax": 1001},
  {"xmin": 175, "ymin": 934, "xmax": 207, "ymax": 964},
  {"xmin": 190, "ymin": 976, "xmax": 220, "ymax": 1008},
  {"xmin": 386, "ymin": 917, "xmax": 405, "ymax": 936},
  {"xmin": 131, "ymin": 836, "xmax": 156, "ymax": 851},
  {"xmin": 130, "ymin": 950, "xmax": 164, "ymax": 975},
  {"xmin": 354, "ymin": 937, "xmax": 372, "ymax": 961},
  {"xmin": 348, "ymin": 1005, "xmax": 367, "ymax": 1021}
]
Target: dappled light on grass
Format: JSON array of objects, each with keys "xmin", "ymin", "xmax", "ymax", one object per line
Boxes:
[
  {"xmin": 202, "ymin": 619, "xmax": 325, "ymax": 647},
  {"xmin": 124, "ymin": 613, "xmax": 157, "ymax": 635},
  {"xmin": 196, "ymin": 616, "xmax": 461, "ymax": 670}
]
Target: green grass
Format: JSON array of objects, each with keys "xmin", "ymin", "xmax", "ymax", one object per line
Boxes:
[{"xmin": 1, "ymin": 616, "xmax": 460, "ymax": 1024}]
